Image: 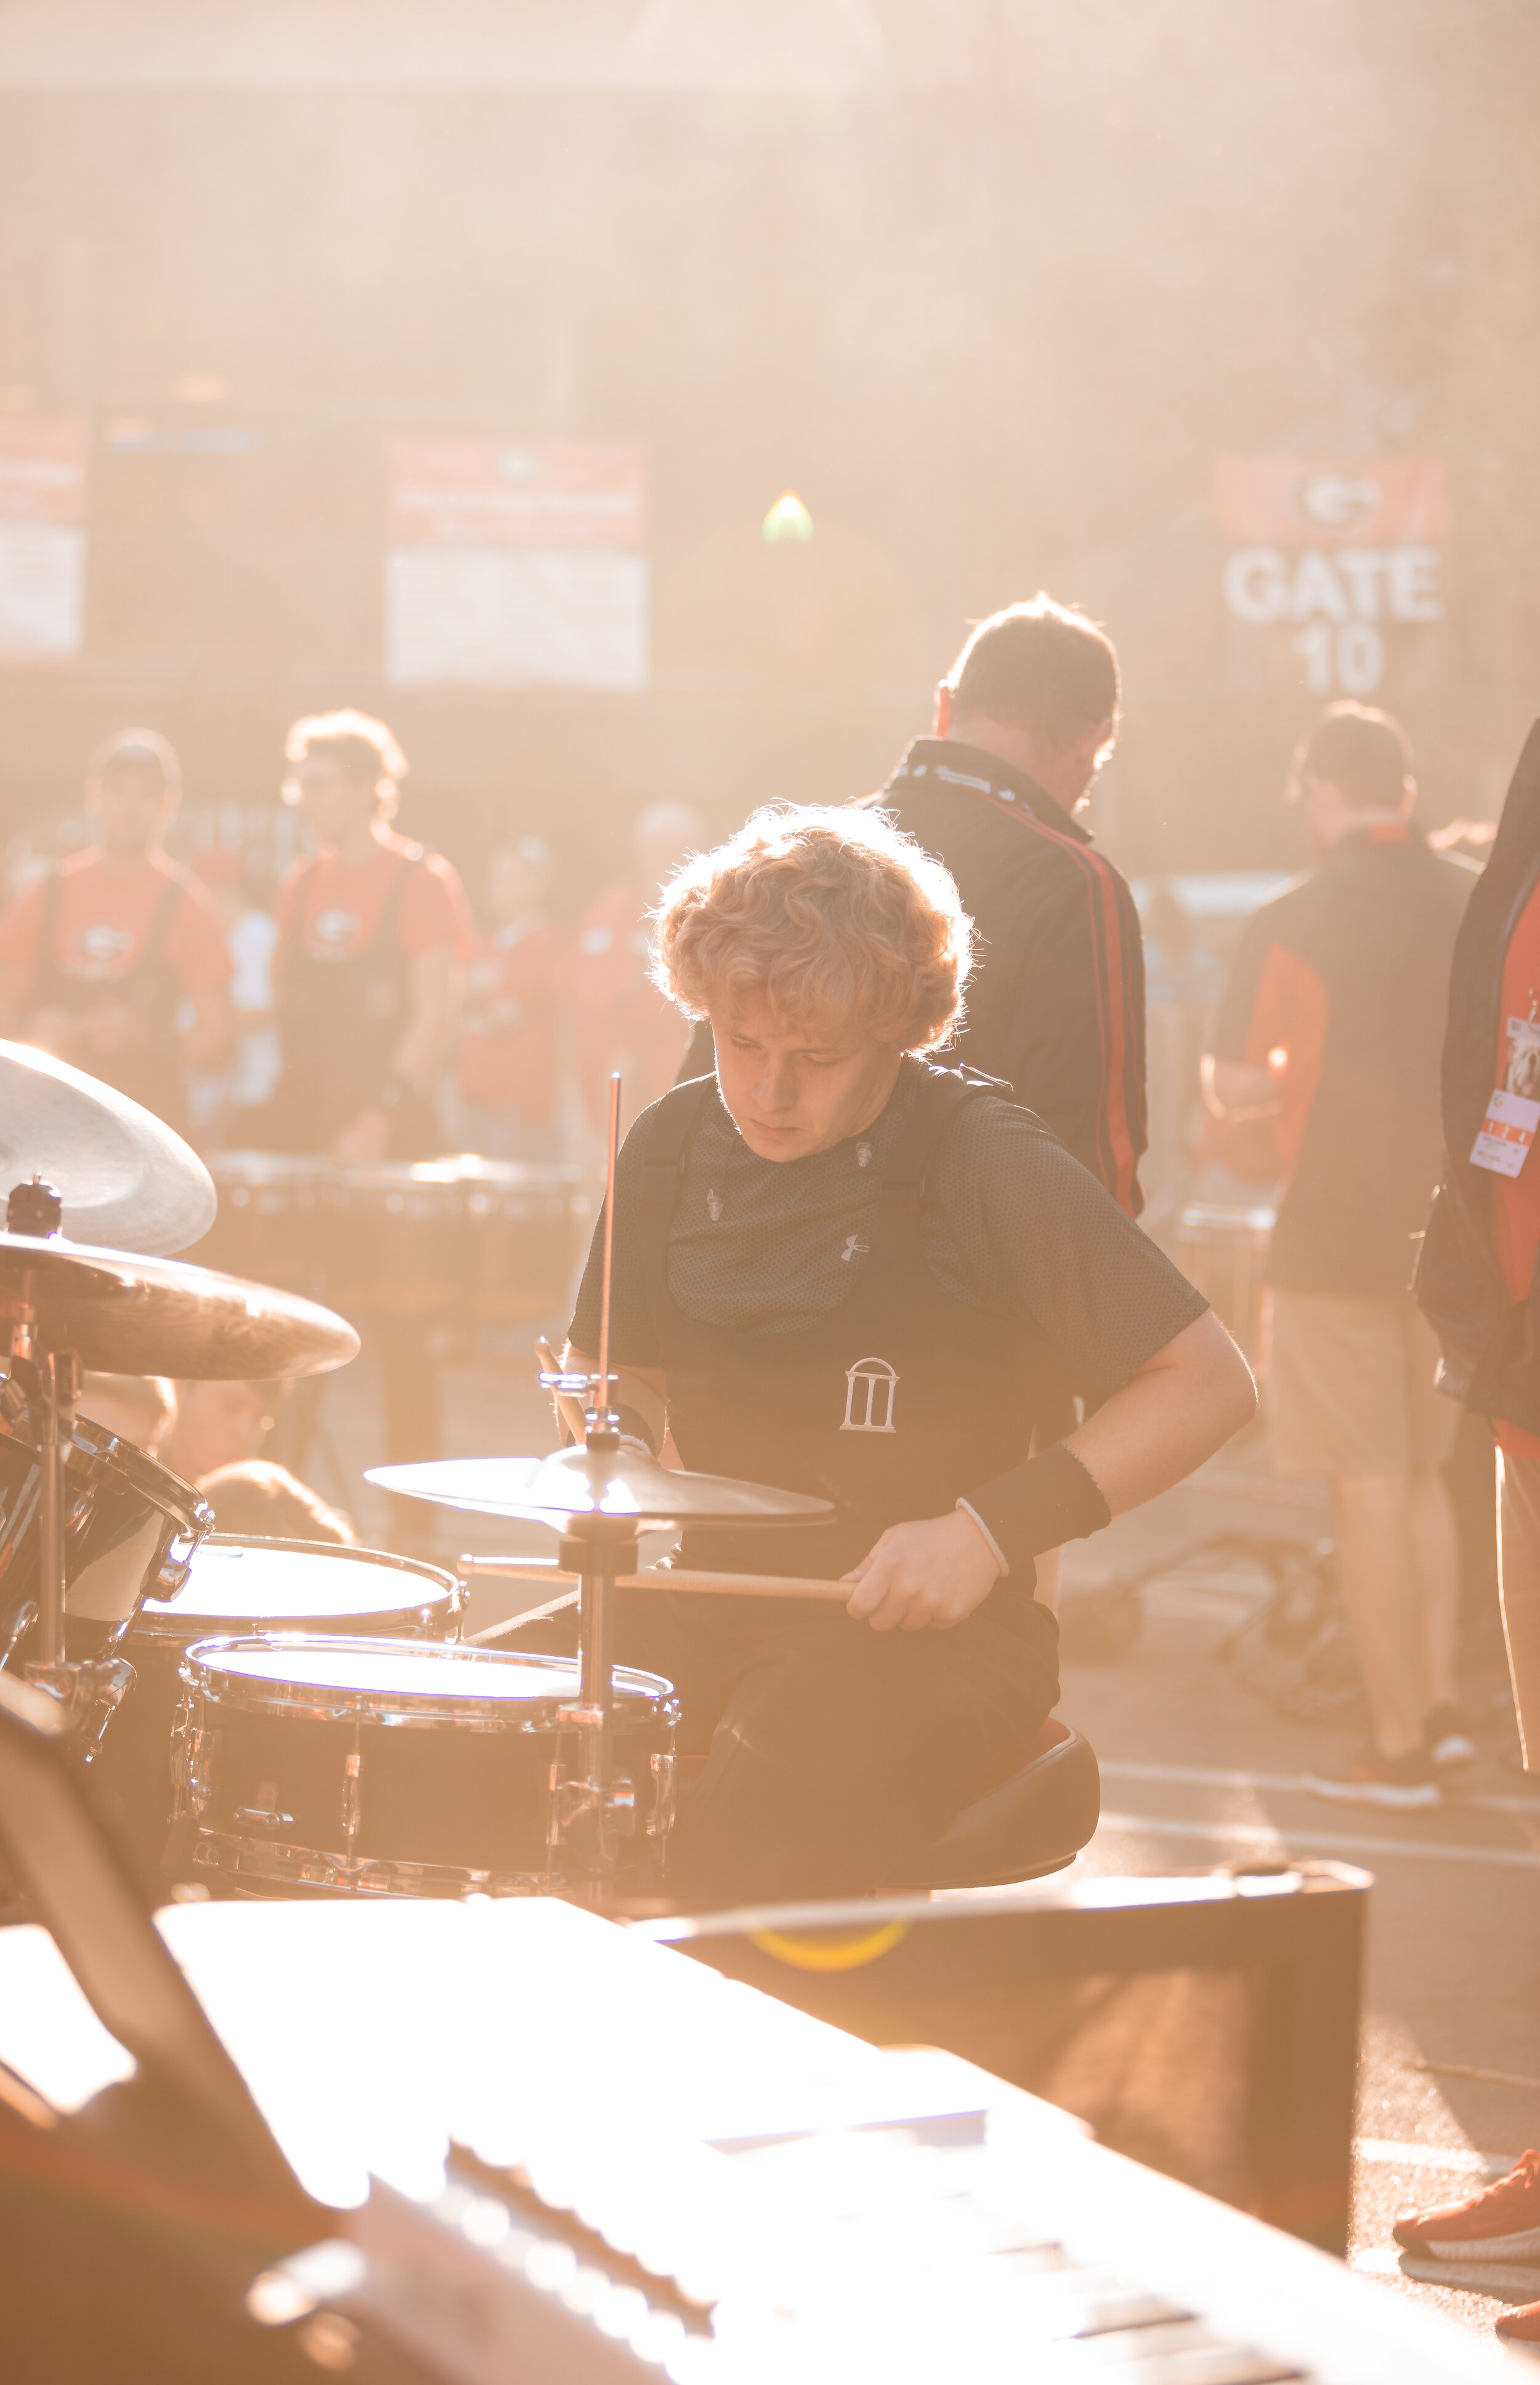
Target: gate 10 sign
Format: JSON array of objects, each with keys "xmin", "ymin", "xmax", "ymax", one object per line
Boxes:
[{"xmin": 1214, "ymin": 455, "xmax": 1451, "ymax": 698}]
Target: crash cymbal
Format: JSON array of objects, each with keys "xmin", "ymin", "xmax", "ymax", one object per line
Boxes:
[
  {"xmin": 367, "ymin": 1445, "xmax": 833, "ymax": 1529},
  {"xmin": 0, "ymin": 1040, "xmax": 216, "ymax": 1254},
  {"xmin": 0, "ymin": 1235, "xmax": 359, "ymax": 1378}
]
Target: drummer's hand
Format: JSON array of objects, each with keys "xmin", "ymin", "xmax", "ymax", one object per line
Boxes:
[
  {"xmin": 841, "ymin": 1509, "xmax": 1001, "ymax": 1633},
  {"xmin": 331, "ymin": 1107, "xmax": 392, "ymax": 1166}
]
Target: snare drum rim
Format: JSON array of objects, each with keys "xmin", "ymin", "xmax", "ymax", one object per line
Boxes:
[
  {"xmin": 177, "ymin": 1631, "xmax": 678, "ymax": 1731},
  {"xmin": 134, "ymin": 1535, "xmax": 464, "ymax": 1641}
]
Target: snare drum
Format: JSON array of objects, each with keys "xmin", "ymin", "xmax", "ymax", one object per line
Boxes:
[
  {"xmin": 171, "ymin": 1637, "xmax": 678, "ymax": 1898},
  {"xmin": 0, "ymin": 1371, "xmax": 209, "ymax": 1668},
  {"xmin": 88, "ymin": 1538, "xmax": 464, "ymax": 1882}
]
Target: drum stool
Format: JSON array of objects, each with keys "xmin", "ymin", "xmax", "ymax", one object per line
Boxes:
[{"xmin": 889, "ymin": 1718, "xmax": 1101, "ymax": 1892}]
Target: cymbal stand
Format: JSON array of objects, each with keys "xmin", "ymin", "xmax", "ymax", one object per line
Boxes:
[
  {"xmin": 6, "ymin": 1176, "xmax": 131, "ymax": 1743},
  {"xmin": 539, "ymin": 1075, "xmax": 641, "ymax": 1908}
]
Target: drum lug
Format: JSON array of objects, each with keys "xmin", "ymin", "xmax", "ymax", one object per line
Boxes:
[
  {"xmin": 177, "ymin": 1720, "xmax": 220, "ymax": 1818},
  {"xmin": 546, "ymin": 1761, "xmax": 637, "ymax": 1878},
  {"xmin": 647, "ymin": 1749, "xmax": 676, "ymax": 1839},
  {"xmin": 341, "ymin": 1748, "xmax": 363, "ymax": 1843}
]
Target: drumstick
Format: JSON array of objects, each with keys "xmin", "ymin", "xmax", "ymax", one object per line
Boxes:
[{"xmin": 458, "ymin": 1554, "xmax": 851, "ymax": 1603}]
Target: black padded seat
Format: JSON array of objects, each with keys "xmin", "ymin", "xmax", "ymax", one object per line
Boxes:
[{"xmin": 887, "ymin": 1718, "xmax": 1101, "ymax": 1893}]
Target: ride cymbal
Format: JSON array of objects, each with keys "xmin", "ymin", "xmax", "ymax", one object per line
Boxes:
[
  {"xmin": 0, "ymin": 1235, "xmax": 359, "ymax": 1378},
  {"xmin": 367, "ymin": 1445, "xmax": 833, "ymax": 1529},
  {"xmin": 0, "ymin": 1040, "xmax": 216, "ymax": 1254}
]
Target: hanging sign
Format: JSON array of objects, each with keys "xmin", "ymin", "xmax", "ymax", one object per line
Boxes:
[
  {"xmin": 386, "ymin": 439, "xmax": 647, "ymax": 692},
  {"xmin": 0, "ymin": 415, "xmax": 89, "ymax": 664},
  {"xmin": 1214, "ymin": 455, "xmax": 1450, "ymax": 699}
]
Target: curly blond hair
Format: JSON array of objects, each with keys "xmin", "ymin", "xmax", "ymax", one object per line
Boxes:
[{"xmin": 651, "ymin": 805, "xmax": 973, "ymax": 1052}]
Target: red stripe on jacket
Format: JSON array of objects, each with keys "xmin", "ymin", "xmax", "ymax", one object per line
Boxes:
[{"xmin": 977, "ymin": 788, "xmax": 1142, "ymax": 1216}]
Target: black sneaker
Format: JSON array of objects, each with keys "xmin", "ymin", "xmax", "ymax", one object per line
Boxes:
[
  {"xmin": 1305, "ymin": 1748, "xmax": 1442, "ymax": 1810},
  {"xmin": 1423, "ymin": 1702, "xmax": 1478, "ymax": 1774}
]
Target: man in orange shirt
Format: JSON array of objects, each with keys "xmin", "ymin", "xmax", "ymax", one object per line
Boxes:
[
  {"xmin": 0, "ymin": 729, "xmax": 232, "ymax": 1131},
  {"xmin": 453, "ymin": 837, "xmax": 568, "ymax": 1161},
  {"xmin": 263, "ymin": 711, "xmax": 473, "ymax": 1163}
]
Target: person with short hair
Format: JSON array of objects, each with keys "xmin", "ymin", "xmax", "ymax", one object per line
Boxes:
[
  {"xmin": 867, "ymin": 595, "xmax": 1145, "ymax": 1214},
  {"xmin": 77, "ymin": 1373, "xmax": 177, "ymax": 1461},
  {"xmin": 0, "ymin": 729, "xmax": 233, "ymax": 1129},
  {"xmin": 557, "ymin": 805, "xmax": 1254, "ymax": 1906},
  {"xmin": 160, "ymin": 1377, "xmax": 280, "ymax": 1485},
  {"xmin": 453, "ymin": 837, "xmax": 569, "ymax": 1161},
  {"xmin": 200, "ymin": 1459, "xmax": 355, "ymax": 1546},
  {"xmin": 261, "ymin": 710, "xmax": 474, "ymax": 1164},
  {"xmin": 1204, "ymin": 702, "xmax": 1476, "ymax": 1808}
]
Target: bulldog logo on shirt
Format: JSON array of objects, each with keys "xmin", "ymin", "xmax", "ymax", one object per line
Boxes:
[
  {"xmin": 842, "ymin": 1357, "xmax": 898, "ymax": 1434},
  {"xmin": 71, "ymin": 922, "xmax": 134, "ymax": 971},
  {"xmin": 312, "ymin": 908, "xmax": 361, "ymax": 950}
]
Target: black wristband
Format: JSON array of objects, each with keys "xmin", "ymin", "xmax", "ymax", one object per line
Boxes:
[{"xmin": 962, "ymin": 1442, "xmax": 1111, "ymax": 1577}]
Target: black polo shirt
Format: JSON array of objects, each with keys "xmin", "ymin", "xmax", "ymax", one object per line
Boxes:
[{"xmin": 572, "ymin": 1060, "xmax": 1204, "ymax": 1415}]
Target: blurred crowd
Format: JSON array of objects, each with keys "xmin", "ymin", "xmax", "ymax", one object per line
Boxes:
[{"xmin": 0, "ymin": 713, "xmax": 704, "ymax": 1174}]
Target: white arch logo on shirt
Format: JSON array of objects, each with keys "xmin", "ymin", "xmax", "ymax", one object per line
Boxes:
[{"xmin": 842, "ymin": 1356, "xmax": 898, "ymax": 1434}]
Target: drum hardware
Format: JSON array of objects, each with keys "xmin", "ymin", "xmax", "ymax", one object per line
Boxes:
[
  {"xmin": 341, "ymin": 1750, "xmax": 362, "ymax": 1843},
  {"xmin": 369, "ymin": 1072, "xmax": 835, "ymax": 1908},
  {"xmin": 234, "ymin": 1788, "xmax": 295, "ymax": 1830},
  {"xmin": 0, "ymin": 1171, "xmax": 357, "ymax": 1739},
  {"xmin": 0, "ymin": 1599, "xmax": 37, "ymax": 1666},
  {"xmin": 23, "ymin": 1652, "xmax": 135, "ymax": 1750},
  {"xmin": 6, "ymin": 1174, "xmax": 71, "ymax": 1673}
]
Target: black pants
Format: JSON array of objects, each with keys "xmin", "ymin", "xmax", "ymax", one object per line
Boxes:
[{"xmin": 519, "ymin": 1588, "xmax": 1056, "ymax": 1909}]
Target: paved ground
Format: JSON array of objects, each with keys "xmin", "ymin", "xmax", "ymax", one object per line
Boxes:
[
  {"xmin": 1063, "ymin": 1459, "xmax": 1540, "ymax": 2347},
  {"xmin": 288, "ymin": 1333, "xmax": 1540, "ymax": 2346}
]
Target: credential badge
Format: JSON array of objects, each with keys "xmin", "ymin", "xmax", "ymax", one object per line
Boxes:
[{"xmin": 842, "ymin": 1356, "xmax": 898, "ymax": 1434}]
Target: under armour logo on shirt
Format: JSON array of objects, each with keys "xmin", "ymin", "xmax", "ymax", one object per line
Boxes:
[
  {"xmin": 840, "ymin": 1235, "xmax": 867, "ymax": 1264},
  {"xmin": 707, "ymin": 1188, "xmax": 723, "ymax": 1222}
]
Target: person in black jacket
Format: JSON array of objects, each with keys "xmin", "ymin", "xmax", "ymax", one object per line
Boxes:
[
  {"xmin": 1417, "ymin": 720, "xmax": 1540, "ymax": 1773},
  {"xmin": 868, "ymin": 595, "xmax": 1146, "ymax": 1217}
]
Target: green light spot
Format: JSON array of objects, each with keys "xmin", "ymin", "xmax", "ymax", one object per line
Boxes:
[{"xmin": 762, "ymin": 490, "xmax": 814, "ymax": 544}]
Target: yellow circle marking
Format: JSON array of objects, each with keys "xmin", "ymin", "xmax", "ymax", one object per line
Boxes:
[{"xmin": 747, "ymin": 1920, "xmax": 910, "ymax": 1972}]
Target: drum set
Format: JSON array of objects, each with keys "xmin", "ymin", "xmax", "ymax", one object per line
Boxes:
[{"xmin": 0, "ymin": 1053, "xmax": 829, "ymax": 1914}]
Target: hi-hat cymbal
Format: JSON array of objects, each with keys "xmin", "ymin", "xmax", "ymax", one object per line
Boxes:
[
  {"xmin": 0, "ymin": 1039, "xmax": 216, "ymax": 1254},
  {"xmin": 367, "ymin": 1446, "xmax": 834, "ymax": 1529},
  {"xmin": 0, "ymin": 1234, "xmax": 359, "ymax": 1378}
]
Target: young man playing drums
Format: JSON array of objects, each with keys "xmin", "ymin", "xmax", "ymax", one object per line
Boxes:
[{"xmin": 563, "ymin": 806, "xmax": 1255, "ymax": 1907}]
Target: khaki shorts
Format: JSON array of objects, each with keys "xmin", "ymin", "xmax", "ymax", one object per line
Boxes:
[{"xmin": 1268, "ymin": 1289, "xmax": 1459, "ymax": 1478}]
